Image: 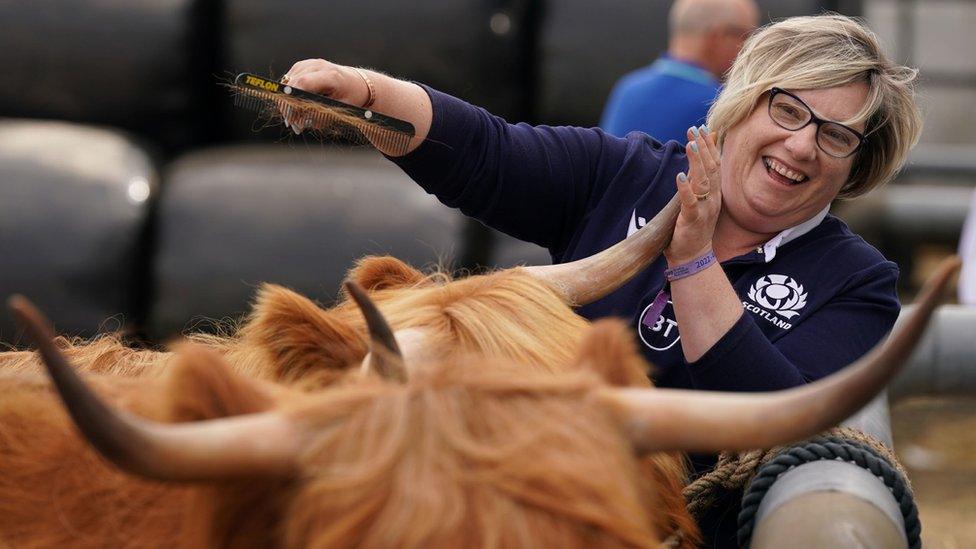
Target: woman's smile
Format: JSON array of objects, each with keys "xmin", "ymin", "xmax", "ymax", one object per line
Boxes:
[{"xmin": 762, "ymin": 156, "xmax": 809, "ymax": 185}]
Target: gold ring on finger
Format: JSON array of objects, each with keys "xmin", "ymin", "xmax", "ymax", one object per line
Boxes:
[
  {"xmin": 281, "ymin": 74, "xmax": 290, "ymax": 84},
  {"xmin": 694, "ymin": 191, "xmax": 710, "ymax": 201}
]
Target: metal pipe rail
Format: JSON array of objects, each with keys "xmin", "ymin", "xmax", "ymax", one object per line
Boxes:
[
  {"xmin": 890, "ymin": 304, "xmax": 976, "ymax": 401},
  {"xmin": 835, "ymin": 184, "xmax": 972, "ymax": 246},
  {"xmin": 835, "ymin": 185, "xmax": 972, "ymax": 291},
  {"xmin": 901, "ymin": 145, "xmax": 976, "ymax": 183},
  {"xmin": 749, "ymin": 303, "xmax": 976, "ymax": 547},
  {"xmin": 749, "ymin": 397, "xmax": 909, "ymax": 548}
]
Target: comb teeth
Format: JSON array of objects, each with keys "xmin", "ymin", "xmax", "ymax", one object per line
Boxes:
[
  {"xmin": 228, "ymin": 73, "xmax": 415, "ymax": 156},
  {"xmin": 233, "ymin": 92, "xmax": 262, "ymax": 113}
]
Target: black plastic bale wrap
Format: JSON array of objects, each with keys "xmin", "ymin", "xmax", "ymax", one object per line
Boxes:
[
  {"xmin": 222, "ymin": 0, "xmax": 535, "ymax": 140},
  {"xmin": 0, "ymin": 0, "xmax": 212, "ymax": 151},
  {"xmin": 0, "ymin": 120, "xmax": 158, "ymax": 344},
  {"xmin": 148, "ymin": 146, "xmax": 467, "ymax": 341}
]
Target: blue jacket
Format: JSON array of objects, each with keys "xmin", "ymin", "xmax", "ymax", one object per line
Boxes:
[
  {"xmin": 601, "ymin": 55, "xmax": 720, "ymax": 143},
  {"xmin": 393, "ymin": 87, "xmax": 900, "ymax": 547}
]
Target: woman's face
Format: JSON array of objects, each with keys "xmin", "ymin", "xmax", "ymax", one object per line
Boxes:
[{"xmin": 720, "ymin": 81, "xmax": 870, "ymax": 235}]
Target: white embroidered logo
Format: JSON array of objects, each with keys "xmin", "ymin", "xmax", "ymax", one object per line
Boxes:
[
  {"xmin": 627, "ymin": 210, "xmax": 647, "ymax": 238},
  {"xmin": 638, "ymin": 299, "xmax": 680, "ymax": 351},
  {"xmin": 747, "ymin": 275, "xmax": 808, "ymax": 319}
]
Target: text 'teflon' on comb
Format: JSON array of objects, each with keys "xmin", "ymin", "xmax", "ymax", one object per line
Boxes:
[{"xmin": 231, "ymin": 72, "xmax": 416, "ymax": 156}]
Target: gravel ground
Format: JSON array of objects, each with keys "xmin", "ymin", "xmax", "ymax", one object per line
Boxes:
[{"xmin": 892, "ymin": 397, "xmax": 976, "ymax": 548}]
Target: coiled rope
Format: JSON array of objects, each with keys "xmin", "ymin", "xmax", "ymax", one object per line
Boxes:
[{"xmin": 682, "ymin": 427, "xmax": 920, "ymax": 548}]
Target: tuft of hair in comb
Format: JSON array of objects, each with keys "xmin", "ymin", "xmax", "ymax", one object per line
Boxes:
[{"xmin": 230, "ymin": 72, "xmax": 415, "ymax": 156}]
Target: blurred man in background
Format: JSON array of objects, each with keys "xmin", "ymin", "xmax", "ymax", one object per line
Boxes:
[{"xmin": 600, "ymin": 0, "xmax": 759, "ymax": 142}]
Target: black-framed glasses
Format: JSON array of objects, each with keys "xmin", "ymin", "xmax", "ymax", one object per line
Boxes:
[{"xmin": 767, "ymin": 87, "xmax": 866, "ymax": 158}]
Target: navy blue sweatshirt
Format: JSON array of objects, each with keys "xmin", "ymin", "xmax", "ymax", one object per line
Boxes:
[{"xmin": 392, "ymin": 87, "xmax": 900, "ymax": 547}]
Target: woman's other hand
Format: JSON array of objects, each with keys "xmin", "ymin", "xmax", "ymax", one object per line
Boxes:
[{"xmin": 665, "ymin": 125, "xmax": 722, "ymax": 265}]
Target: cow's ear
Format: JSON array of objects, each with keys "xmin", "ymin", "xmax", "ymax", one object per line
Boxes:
[
  {"xmin": 163, "ymin": 343, "xmax": 280, "ymax": 421},
  {"xmin": 244, "ymin": 284, "xmax": 367, "ymax": 383},
  {"xmin": 346, "ymin": 256, "xmax": 427, "ymax": 291},
  {"xmin": 573, "ymin": 319, "xmax": 653, "ymax": 388}
]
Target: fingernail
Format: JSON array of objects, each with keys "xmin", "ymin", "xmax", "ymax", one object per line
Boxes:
[
  {"xmin": 690, "ymin": 142, "xmax": 699, "ymax": 153},
  {"xmin": 690, "ymin": 126, "xmax": 700, "ymax": 137},
  {"xmin": 678, "ymin": 172, "xmax": 687, "ymax": 182},
  {"xmin": 701, "ymin": 124, "xmax": 710, "ymax": 135}
]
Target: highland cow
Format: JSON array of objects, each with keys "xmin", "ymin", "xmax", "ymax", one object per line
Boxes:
[
  {"xmin": 0, "ymin": 196, "xmax": 955, "ymax": 547},
  {"xmin": 0, "ymin": 255, "xmax": 957, "ymax": 548}
]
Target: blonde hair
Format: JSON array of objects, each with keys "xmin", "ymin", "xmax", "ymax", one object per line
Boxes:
[{"xmin": 707, "ymin": 14, "xmax": 922, "ymax": 198}]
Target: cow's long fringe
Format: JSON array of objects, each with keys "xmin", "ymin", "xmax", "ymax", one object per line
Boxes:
[{"xmin": 281, "ymin": 359, "xmax": 682, "ymax": 548}]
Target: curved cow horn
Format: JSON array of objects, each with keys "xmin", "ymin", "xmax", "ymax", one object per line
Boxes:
[
  {"xmin": 524, "ymin": 194, "xmax": 680, "ymax": 306},
  {"xmin": 344, "ymin": 281, "xmax": 407, "ymax": 383},
  {"xmin": 7, "ymin": 296, "xmax": 303, "ymax": 481},
  {"xmin": 600, "ymin": 256, "xmax": 960, "ymax": 453}
]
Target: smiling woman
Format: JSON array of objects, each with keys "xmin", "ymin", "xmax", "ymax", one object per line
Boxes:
[{"xmin": 279, "ymin": 13, "xmax": 922, "ymax": 548}]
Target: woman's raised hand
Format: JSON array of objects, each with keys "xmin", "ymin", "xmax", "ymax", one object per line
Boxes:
[
  {"xmin": 279, "ymin": 59, "xmax": 372, "ymax": 133},
  {"xmin": 275, "ymin": 58, "xmax": 432, "ymax": 155},
  {"xmin": 665, "ymin": 125, "xmax": 723, "ymax": 265}
]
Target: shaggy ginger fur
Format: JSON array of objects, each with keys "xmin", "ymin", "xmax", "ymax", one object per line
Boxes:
[
  {"xmin": 0, "ymin": 256, "xmax": 698, "ymax": 547},
  {"xmin": 284, "ymin": 354, "xmax": 673, "ymax": 548},
  {"xmin": 0, "ymin": 257, "xmax": 590, "ymax": 383},
  {"xmin": 0, "ymin": 321, "xmax": 697, "ymax": 548}
]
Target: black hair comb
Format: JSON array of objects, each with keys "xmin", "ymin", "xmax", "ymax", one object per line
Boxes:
[{"xmin": 230, "ymin": 72, "xmax": 415, "ymax": 156}]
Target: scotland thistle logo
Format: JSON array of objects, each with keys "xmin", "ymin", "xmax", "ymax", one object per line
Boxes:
[{"xmin": 747, "ymin": 275, "xmax": 808, "ymax": 319}]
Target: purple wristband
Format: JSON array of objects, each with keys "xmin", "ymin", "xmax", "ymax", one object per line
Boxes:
[
  {"xmin": 644, "ymin": 251, "xmax": 717, "ymax": 326},
  {"xmin": 665, "ymin": 250, "xmax": 716, "ymax": 282}
]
